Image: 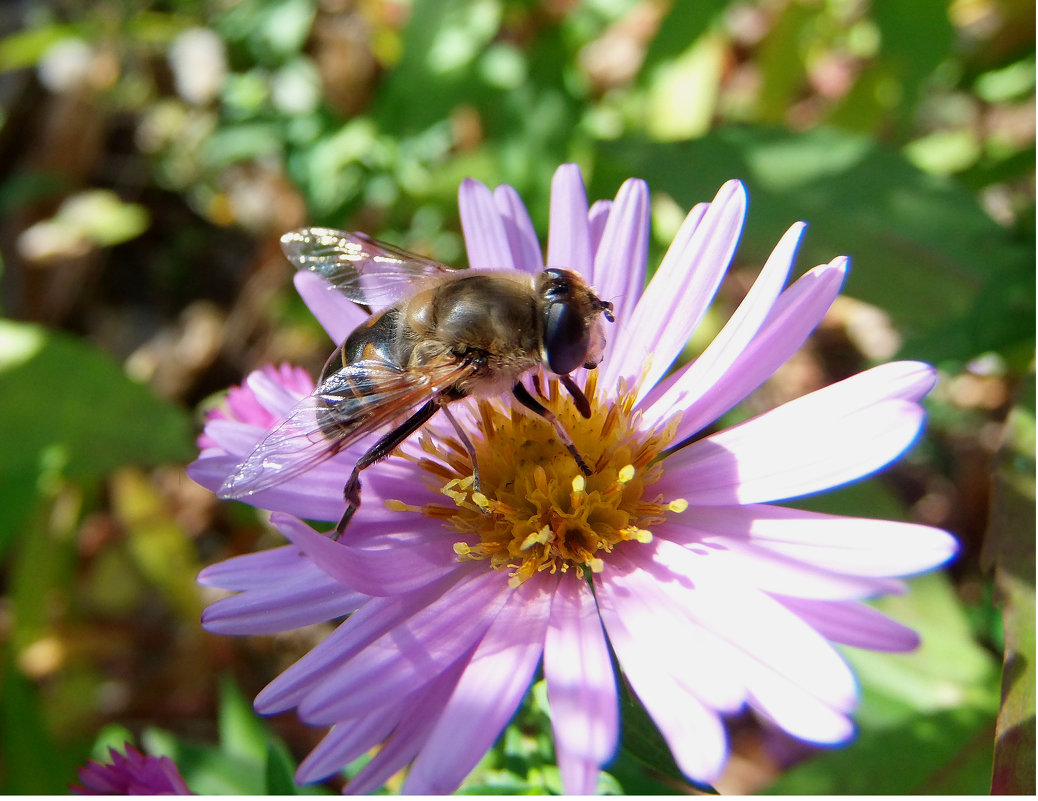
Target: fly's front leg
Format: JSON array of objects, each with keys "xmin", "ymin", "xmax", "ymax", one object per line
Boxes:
[
  {"xmin": 511, "ymin": 382, "xmax": 592, "ymax": 476},
  {"xmin": 335, "ymin": 399, "xmax": 440, "ymax": 538},
  {"xmin": 438, "ymin": 403, "xmax": 486, "ymax": 512}
]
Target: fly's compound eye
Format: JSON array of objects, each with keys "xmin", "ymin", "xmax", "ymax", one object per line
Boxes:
[{"xmin": 544, "ymin": 300, "xmax": 590, "ymax": 375}]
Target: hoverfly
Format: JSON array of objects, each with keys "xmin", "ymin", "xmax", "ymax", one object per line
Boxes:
[{"xmin": 219, "ymin": 228, "xmax": 615, "ymax": 537}]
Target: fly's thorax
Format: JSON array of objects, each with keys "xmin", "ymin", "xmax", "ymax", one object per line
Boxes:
[{"xmin": 400, "ymin": 271, "xmax": 542, "ymax": 372}]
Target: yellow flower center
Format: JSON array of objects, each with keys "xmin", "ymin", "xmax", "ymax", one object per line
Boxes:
[{"xmin": 388, "ymin": 372, "xmax": 686, "ymax": 586}]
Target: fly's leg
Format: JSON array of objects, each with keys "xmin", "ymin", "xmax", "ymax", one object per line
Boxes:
[
  {"xmin": 511, "ymin": 382, "xmax": 592, "ymax": 476},
  {"xmin": 335, "ymin": 399, "xmax": 440, "ymax": 538},
  {"xmin": 559, "ymin": 374, "xmax": 592, "ymax": 418},
  {"xmin": 438, "ymin": 404, "xmax": 485, "ymax": 506}
]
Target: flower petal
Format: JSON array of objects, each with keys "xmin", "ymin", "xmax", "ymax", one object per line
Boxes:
[
  {"xmin": 345, "ymin": 655, "xmax": 470, "ymax": 794},
  {"xmin": 639, "ymin": 539, "xmax": 860, "ymax": 715},
  {"xmin": 644, "ymin": 258, "xmax": 846, "ymax": 439},
  {"xmin": 596, "ymin": 551, "xmax": 747, "ymax": 713},
  {"xmin": 297, "ymin": 569, "xmax": 512, "ymax": 725},
  {"xmin": 293, "ymin": 271, "xmax": 369, "ymax": 345},
  {"xmin": 605, "ymin": 181, "xmax": 745, "ymax": 395},
  {"xmin": 201, "ymin": 570, "xmax": 362, "ymax": 635},
  {"xmin": 187, "ymin": 450, "xmax": 349, "ymax": 522},
  {"xmin": 295, "ymin": 709, "xmax": 402, "ymax": 785},
  {"xmin": 402, "ymin": 573, "xmax": 554, "ymax": 794},
  {"xmin": 494, "ymin": 184, "xmax": 543, "ymax": 272},
  {"xmin": 459, "ymin": 177, "xmax": 514, "ymax": 270},
  {"xmin": 591, "ymin": 177, "xmax": 650, "ymax": 329},
  {"xmin": 776, "ymin": 596, "xmax": 921, "ymax": 652},
  {"xmin": 197, "ymin": 544, "xmax": 309, "ymax": 590},
  {"xmin": 546, "ymin": 164, "xmax": 592, "ymax": 276},
  {"xmin": 544, "ymin": 574, "xmax": 618, "ymax": 794},
  {"xmin": 746, "ymin": 668, "xmax": 856, "ymax": 744},
  {"xmin": 662, "ymin": 504, "xmax": 958, "ymax": 577},
  {"xmin": 660, "ymin": 519, "xmax": 905, "ymax": 600},
  {"xmin": 254, "ymin": 572, "xmax": 470, "ymax": 714},
  {"xmin": 587, "ymin": 199, "xmax": 611, "ymax": 257},
  {"xmin": 270, "ymin": 513, "xmax": 456, "ymax": 596},
  {"xmin": 662, "ymin": 372, "xmax": 931, "ymax": 505},
  {"xmin": 596, "ymin": 562, "xmax": 729, "ymax": 784},
  {"xmin": 638, "ymin": 221, "xmax": 804, "ymax": 411}
]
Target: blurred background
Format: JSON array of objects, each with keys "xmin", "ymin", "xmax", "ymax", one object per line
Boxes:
[{"xmin": 0, "ymin": 0, "xmax": 1033, "ymax": 794}]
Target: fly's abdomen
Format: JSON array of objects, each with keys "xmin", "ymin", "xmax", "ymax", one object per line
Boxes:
[{"xmin": 316, "ymin": 307, "xmax": 407, "ymax": 439}]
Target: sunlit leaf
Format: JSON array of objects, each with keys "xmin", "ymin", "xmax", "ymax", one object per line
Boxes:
[{"xmin": 983, "ymin": 376, "xmax": 1037, "ymax": 794}]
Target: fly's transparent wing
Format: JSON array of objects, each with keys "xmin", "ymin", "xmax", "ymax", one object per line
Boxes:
[
  {"xmin": 218, "ymin": 357, "xmax": 475, "ymax": 499},
  {"xmin": 281, "ymin": 228, "xmax": 451, "ymax": 309}
]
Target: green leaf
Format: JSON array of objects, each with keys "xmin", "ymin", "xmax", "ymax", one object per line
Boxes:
[
  {"xmin": 0, "ymin": 321, "xmax": 193, "ymax": 481},
  {"xmin": 218, "ymin": 674, "xmax": 270, "ymax": 764},
  {"xmin": 0, "ymin": 322, "xmax": 192, "ymax": 555},
  {"xmin": 870, "ymin": 0, "xmax": 955, "ymax": 137},
  {"xmin": 0, "ymin": 654, "xmax": 87, "ymax": 793},
  {"xmin": 143, "ymin": 727, "xmax": 266, "ymax": 795},
  {"xmin": 592, "ymin": 130, "xmax": 1034, "ymax": 362},
  {"xmin": 265, "ymin": 741, "xmax": 301, "ymax": 795},
  {"xmin": 983, "ymin": 375, "xmax": 1036, "ymax": 794}
]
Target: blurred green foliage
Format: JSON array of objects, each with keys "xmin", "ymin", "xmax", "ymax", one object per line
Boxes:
[{"xmin": 0, "ymin": 0, "xmax": 1033, "ymax": 794}]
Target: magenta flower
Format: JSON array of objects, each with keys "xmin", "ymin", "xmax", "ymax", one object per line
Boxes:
[
  {"xmin": 73, "ymin": 743, "xmax": 192, "ymax": 795},
  {"xmin": 188, "ymin": 164, "xmax": 957, "ymax": 793}
]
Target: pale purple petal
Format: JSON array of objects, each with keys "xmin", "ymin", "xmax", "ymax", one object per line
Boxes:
[
  {"xmin": 197, "ymin": 544, "xmax": 309, "ymax": 590},
  {"xmin": 662, "ymin": 504, "xmax": 958, "ymax": 577},
  {"xmin": 595, "ymin": 551, "xmax": 746, "ymax": 714},
  {"xmin": 298, "ymin": 570, "xmax": 512, "ymax": 725},
  {"xmin": 644, "ymin": 258, "xmax": 847, "ymax": 439},
  {"xmin": 660, "ymin": 520, "xmax": 905, "ymax": 600},
  {"xmin": 596, "ymin": 561, "xmax": 729, "ymax": 784},
  {"xmin": 346, "ymin": 655, "xmax": 470, "ymax": 794},
  {"xmin": 202, "ymin": 570, "xmax": 362, "ymax": 635},
  {"xmin": 293, "ymin": 271, "xmax": 369, "ymax": 345},
  {"xmin": 661, "ymin": 398, "xmax": 927, "ymax": 506},
  {"xmin": 638, "ymin": 221, "xmax": 804, "ymax": 411},
  {"xmin": 295, "ymin": 709, "xmax": 402, "ymax": 785},
  {"xmin": 587, "ymin": 199, "xmax": 612, "ymax": 257},
  {"xmin": 777, "ymin": 596, "xmax": 921, "ymax": 652},
  {"xmin": 244, "ymin": 367, "xmax": 313, "ymax": 419},
  {"xmin": 402, "ymin": 573, "xmax": 554, "ymax": 794},
  {"xmin": 546, "ymin": 164, "xmax": 592, "ymax": 276},
  {"xmin": 604, "ymin": 181, "xmax": 744, "ymax": 393},
  {"xmin": 544, "ymin": 573, "xmax": 618, "ymax": 794},
  {"xmin": 745, "ymin": 661, "xmax": 856, "ymax": 744},
  {"xmin": 270, "ymin": 513, "xmax": 456, "ymax": 596},
  {"xmin": 590, "ymin": 178, "xmax": 650, "ymax": 332},
  {"xmin": 254, "ymin": 574, "xmax": 470, "ymax": 714},
  {"xmin": 459, "ymin": 177, "xmax": 515, "ymax": 270},
  {"xmin": 494, "ymin": 184, "xmax": 543, "ymax": 272},
  {"xmin": 633, "ymin": 540, "xmax": 859, "ymax": 714}
]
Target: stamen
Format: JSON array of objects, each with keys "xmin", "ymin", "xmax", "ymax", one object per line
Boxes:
[{"xmin": 398, "ymin": 376, "xmax": 686, "ymax": 583}]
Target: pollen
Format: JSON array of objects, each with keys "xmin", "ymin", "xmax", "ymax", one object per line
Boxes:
[{"xmin": 401, "ymin": 372, "xmax": 686, "ymax": 583}]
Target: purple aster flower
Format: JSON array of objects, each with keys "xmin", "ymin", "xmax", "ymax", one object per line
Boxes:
[
  {"xmin": 73, "ymin": 743, "xmax": 192, "ymax": 795},
  {"xmin": 188, "ymin": 164, "xmax": 958, "ymax": 794}
]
